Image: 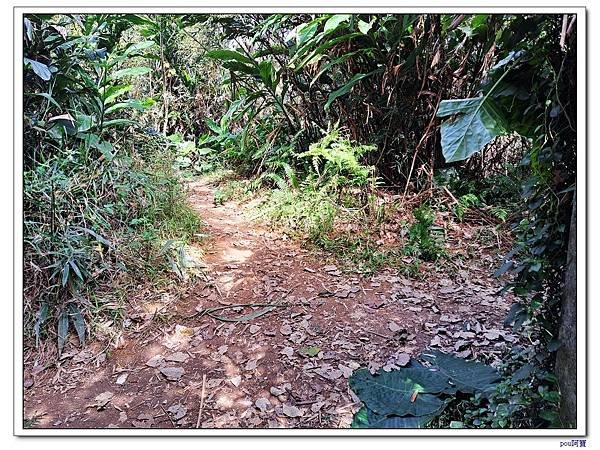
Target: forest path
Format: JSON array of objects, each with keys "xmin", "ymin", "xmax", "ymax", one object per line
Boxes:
[{"xmin": 24, "ymin": 178, "xmax": 516, "ymax": 429}]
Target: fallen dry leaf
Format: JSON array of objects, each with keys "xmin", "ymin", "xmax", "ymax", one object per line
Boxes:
[
  {"xmin": 167, "ymin": 404, "xmax": 187, "ymax": 420},
  {"xmin": 280, "ymin": 324, "xmax": 293, "ymax": 336},
  {"xmin": 255, "ymin": 397, "xmax": 271, "ymax": 412},
  {"xmin": 166, "ymin": 352, "xmax": 189, "ymax": 363},
  {"xmin": 146, "ymin": 355, "xmax": 165, "ymax": 368},
  {"xmin": 280, "ymin": 347, "xmax": 294, "ymax": 358},
  {"xmin": 230, "ymin": 375, "xmax": 242, "ymax": 387},
  {"xmin": 282, "ymin": 404, "xmax": 303, "ymax": 418},
  {"xmin": 94, "ymin": 391, "xmax": 114, "ymax": 410},
  {"xmin": 270, "ymin": 386, "xmax": 285, "ymax": 396},
  {"xmin": 245, "ymin": 359, "xmax": 258, "ymax": 371},
  {"xmin": 395, "ymin": 353, "xmax": 411, "ymax": 366},
  {"xmin": 115, "ymin": 373, "xmax": 128, "ymax": 385},
  {"xmin": 159, "ymin": 367, "xmax": 185, "ymax": 381},
  {"xmin": 388, "ymin": 322, "xmax": 402, "ymax": 332}
]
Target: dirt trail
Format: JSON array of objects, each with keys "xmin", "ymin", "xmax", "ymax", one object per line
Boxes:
[{"xmin": 24, "ymin": 179, "xmax": 516, "ymax": 429}]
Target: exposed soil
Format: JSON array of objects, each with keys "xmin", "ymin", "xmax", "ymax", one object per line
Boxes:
[{"xmin": 23, "ymin": 178, "xmax": 517, "ymax": 429}]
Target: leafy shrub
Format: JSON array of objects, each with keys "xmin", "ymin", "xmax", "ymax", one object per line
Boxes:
[
  {"xmin": 453, "ymin": 193, "xmax": 480, "ymax": 221},
  {"xmin": 404, "ymin": 205, "xmax": 446, "ymax": 261},
  {"xmin": 255, "ymin": 130, "xmax": 378, "ymax": 242},
  {"xmin": 24, "ymin": 137, "xmax": 202, "ymax": 351},
  {"xmin": 350, "ymin": 351, "xmax": 501, "ymax": 428},
  {"xmin": 23, "ymin": 14, "xmax": 202, "ymax": 353},
  {"xmin": 257, "ymin": 179, "xmax": 337, "ymax": 240}
]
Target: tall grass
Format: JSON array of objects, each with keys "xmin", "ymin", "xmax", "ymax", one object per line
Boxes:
[{"xmin": 24, "ymin": 134, "xmax": 202, "ymax": 350}]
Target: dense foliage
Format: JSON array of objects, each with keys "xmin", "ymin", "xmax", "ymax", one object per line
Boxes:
[{"xmin": 23, "ymin": 14, "xmax": 202, "ymax": 353}]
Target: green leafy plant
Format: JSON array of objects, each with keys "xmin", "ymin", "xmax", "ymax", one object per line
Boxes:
[
  {"xmin": 404, "ymin": 205, "xmax": 446, "ymax": 261},
  {"xmin": 350, "ymin": 351, "xmax": 500, "ymax": 428},
  {"xmin": 316, "ymin": 234, "xmax": 399, "ymax": 275},
  {"xmin": 453, "ymin": 193, "xmax": 480, "ymax": 221}
]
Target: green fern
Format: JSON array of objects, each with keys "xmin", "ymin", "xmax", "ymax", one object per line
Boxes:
[{"xmin": 298, "ymin": 129, "xmax": 377, "ymax": 188}]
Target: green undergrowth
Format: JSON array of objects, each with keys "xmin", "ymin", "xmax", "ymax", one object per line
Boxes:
[
  {"xmin": 25, "ymin": 135, "xmax": 203, "ymax": 353},
  {"xmin": 315, "ymin": 234, "xmax": 401, "ymax": 275},
  {"xmin": 205, "ymin": 130, "xmax": 454, "ymax": 277},
  {"xmin": 212, "ymin": 176, "xmax": 443, "ymax": 277}
]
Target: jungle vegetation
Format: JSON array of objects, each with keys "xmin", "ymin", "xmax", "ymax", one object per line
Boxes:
[{"xmin": 22, "ymin": 13, "xmax": 577, "ymax": 429}]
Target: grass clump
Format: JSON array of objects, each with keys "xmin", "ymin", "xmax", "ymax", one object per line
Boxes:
[
  {"xmin": 255, "ymin": 129, "xmax": 377, "ymax": 241},
  {"xmin": 315, "ymin": 234, "xmax": 401, "ymax": 275},
  {"xmin": 24, "ymin": 134, "xmax": 203, "ymax": 352}
]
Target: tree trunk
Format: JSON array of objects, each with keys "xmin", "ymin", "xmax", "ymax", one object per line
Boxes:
[{"xmin": 556, "ymin": 190, "xmax": 577, "ymax": 427}]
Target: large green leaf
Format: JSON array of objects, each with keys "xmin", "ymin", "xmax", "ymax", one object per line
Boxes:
[
  {"xmin": 222, "ymin": 61, "xmax": 258, "ymax": 76},
  {"xmin": 258, "ymin": 60, "xmax": 277, "ymax": 90},
  {"xmin": 358, "ymin": 18, "xmax": 376, "ymax": 34},
  {"xmin": 421, "ymin": 350, "xmax": 500, "ymax": 395},
  {"xmin": 295, "ymin": 19, "xmax": 321, "ymax": 47},
  {"xmin": 366, "ymin": 409, "xmax": 436, "ymax": 428},
  {"xmin": 436, "ymin": 96, "xmax": 508, "ymax": 163},
  {"xmin": 396, "ymin": 367, "xmax": 457, "ymax": 395},
  {"xmin": 351, "ymin": 407, "xmax": 434, "ymax": 429},
  {"xmin": 349, "ymin": 369, "xmax": 446, "ymax": 417},
  {"xmin": 324, "ymin": 14, "xmax": 351, "ymax": 33}
]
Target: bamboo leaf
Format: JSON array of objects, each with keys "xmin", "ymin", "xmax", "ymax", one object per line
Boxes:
[
  {"xmin": 57, "ymin": 309, "xmax": 69, "ymax": 354},
  {"xmin": 74, "ymin": 226, "xmax": 114, "ymax": 249},
  {"xmin": 69, "ymin": 260, "xmax": 84, "ymax": 281},
  {"xmin": 61, "ymin": 262, "xmax": 70, "ymax": 287},
  {"xmin": 69, "ymin": 303, "xmax": 86, "ymax": 346},
  {"xmin": 34, "ymin": 303, "xmax": 49, "ymax": 348}
]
